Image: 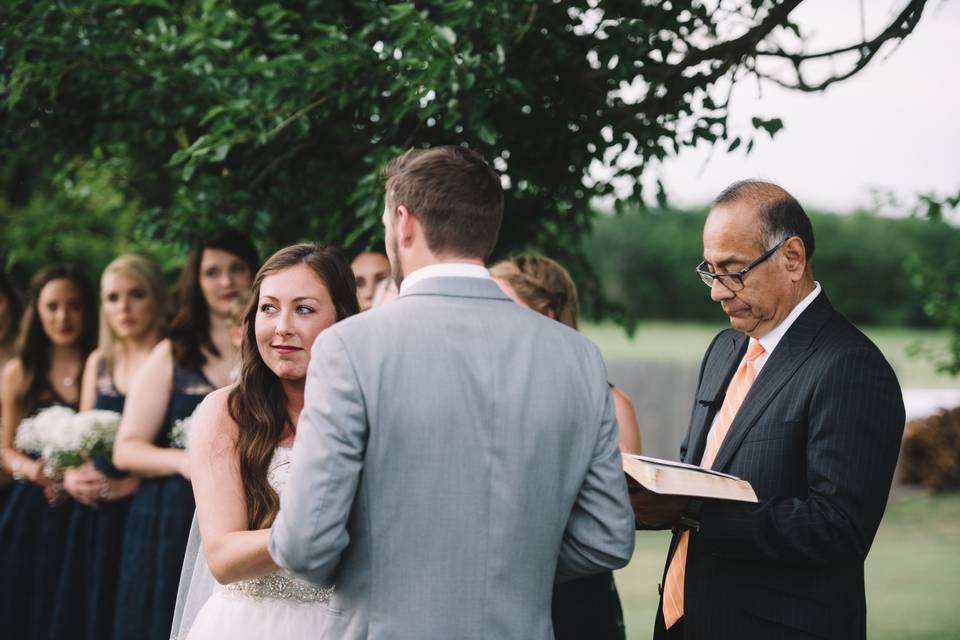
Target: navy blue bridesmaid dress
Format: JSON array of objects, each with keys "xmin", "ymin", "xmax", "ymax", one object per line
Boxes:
[
  {"xmin": 552, "ymin": 572, "xmax": 627, "ymax": 640},
  {"xmin": 112, "ymin": 365, "xmax": 214, "ymax": 640},
  {"xmin": 49, "ymin": 358, "xmax": 132, "ymax": 640},
  {"xmin": 0, "ymin": 391, "xmax": 77, "ymax": 640}
]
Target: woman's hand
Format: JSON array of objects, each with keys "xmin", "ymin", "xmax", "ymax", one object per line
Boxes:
[
  {"xmin": 63, "ymin": 462, "xmax": 108, "ymax": 505},
  {"xmin": 100, "ymin": 475, "xmax": 140, "ymax": 502},
  {"xmin": 177, "ymin": 449, "xmax": 192, "ymax": 481},
  {"xmin": 43, "ymin": 480, "xmax": 68, "ymax": 505},
  {"xmin": 23, "ymin": 458, "xmax": 54, "ymax": 486}
]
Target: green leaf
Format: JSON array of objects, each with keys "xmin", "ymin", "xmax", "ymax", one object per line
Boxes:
[
  {"xmin": 477, "ymin": 123, "xmax": 497, "ymax": 146},
  {"xmin": 434, "ymin": 26, "xmax": 456, "ymax": 46}
]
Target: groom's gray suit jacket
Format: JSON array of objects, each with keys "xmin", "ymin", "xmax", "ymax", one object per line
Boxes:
[{"xmin": 269, "ymin": 276, "xmax": 635, "ymax": 639}]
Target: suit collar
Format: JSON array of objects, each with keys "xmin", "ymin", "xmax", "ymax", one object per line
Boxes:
[
  {"xmin": 710, "ymin": 290, "xmax": 834, "ymax": 472},
  {"xmin": 401, "ymin": 276, "xmax": 513, "ymax": 302}
]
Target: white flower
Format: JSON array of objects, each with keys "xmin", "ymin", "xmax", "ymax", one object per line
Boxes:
[
  {"xmin": 170, "ymin": 404, "xmax": 203, "ymax": 450},
  {"xmin": 14, "ymin": 406, "xmax": 77, "ymax": 455},
  {"xmin": 16, "ymin": 407, "xmax": 121, "ymax": 476}
]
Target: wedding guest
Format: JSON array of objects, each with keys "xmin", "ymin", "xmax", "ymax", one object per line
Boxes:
[
  {"xmin": 171, "ymin": 243, "xmax": 359, "ymax": 639},
  {"xmin": 646, "ymin": 180, "xmax": 904, "ymax": 639},
  {"xmin": 112, "ymin": 231, "xmax": 257, "ymax": 640},
  {"xmin": 0, "ymin": 270, "xmax": 24, "ymax": 509},
  {"xmin": 370, "ymin": 276, "xmax": 399, "ymax": 308},
  {"xmin": 51, "ymin": 254, "xmax": 170, "ymax": 640},
  {"xmin": 491, "ymin": 254, "xmax": 639, "ymax": 640},
  {"xmin": 0, "ymin": 270, "xmax": 22, "ymax": 370},
  {"xmin": 350, "ymin": 246, "xmax": 390, "ymax": 311},
  {"xmin": 0, "ymin": 264, "xmax": 97, "ymax": 640}
]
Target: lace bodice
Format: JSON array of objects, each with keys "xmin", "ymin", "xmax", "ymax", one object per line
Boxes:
[
  {"xmin": 221, "ymin": 447, "xmax": 333, "ymax": 604},
  {"xmin": 266, "ymin": 447, "xmax": 292, "ymax": 492}
]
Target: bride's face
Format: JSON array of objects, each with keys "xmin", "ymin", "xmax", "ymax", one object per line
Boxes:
[{"xmin": 255, "ymin": 264, "xmax": 337, "ymax": 381}]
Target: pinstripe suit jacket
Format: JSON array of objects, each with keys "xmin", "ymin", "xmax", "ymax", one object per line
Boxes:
[{"xmin": 655, "ymin": 291, "xmax": 904, "ymax": 640}]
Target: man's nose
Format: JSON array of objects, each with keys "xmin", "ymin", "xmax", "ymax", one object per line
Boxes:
[{"xmin": 710, "ymin": 278, "xmax": 734, "ymax": 303}]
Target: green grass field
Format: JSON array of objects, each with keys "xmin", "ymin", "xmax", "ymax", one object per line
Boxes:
[
  {"xmin": 614, "ymin": 493, "xmax": 960, "ymax": 639},
  {"xmin": 583, "ymin": 321, "xmax": 956, "ymax": 388}
]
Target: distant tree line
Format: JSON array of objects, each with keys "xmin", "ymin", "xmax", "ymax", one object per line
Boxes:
[{"xmin": 583, "ymin": 207, "xmax": 960, "ymax": 330}]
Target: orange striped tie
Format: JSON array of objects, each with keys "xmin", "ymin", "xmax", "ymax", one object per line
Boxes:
[{"xmin": 661, "ymin": 338, "xmax": 765, "ymax": 629}]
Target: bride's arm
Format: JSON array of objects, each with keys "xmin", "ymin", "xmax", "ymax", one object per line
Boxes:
[{"xmin": 190, "ymin": 387, "xmax": 278, "ymax": 585}]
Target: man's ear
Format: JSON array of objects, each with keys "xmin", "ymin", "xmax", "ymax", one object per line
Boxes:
[
  {"xmin": 396, "ymin": 205, "xmax": 417, "ymax": 248},
  {"xmin": 782, "ymin": 236, "xmax": 806, "ymax": 282}
]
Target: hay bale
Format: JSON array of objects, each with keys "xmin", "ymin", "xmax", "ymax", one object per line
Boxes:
[{"xmin": 900, "ymin": 405, "xmax": 960, "ymax": 491}]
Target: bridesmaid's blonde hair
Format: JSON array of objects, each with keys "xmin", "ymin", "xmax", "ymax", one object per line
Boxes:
[
  {"xmin": 490, "ymin": 256, "xmax": 579, "ymax": 329},
  {"xmin": 98, "ymin": 254, "xmax": 170, "ymax": 365}
]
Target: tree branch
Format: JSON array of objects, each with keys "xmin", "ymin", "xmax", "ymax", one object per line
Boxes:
[{"xmin": 754, "ymin": 0, "xmax": 927, "ymax": 92}]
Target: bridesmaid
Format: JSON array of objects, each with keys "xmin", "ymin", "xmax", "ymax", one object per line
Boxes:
[
  {"xmin": 112, "ymin": 231, "xmax": 257, "ymax": 640},
  {"xmin": 0, "ymin": 270, "xmax": 24, "ymax": 511},
  {"xmin": 50, "ymin": 255, "xmax": 171, "ymax": 640},
  {"xmin": 491, "ymin": 255, "xmax": 641, "ymax": 640},
  {"xmin": 0, "ymin": 265, "xmax": 98, "ymax": 640}
]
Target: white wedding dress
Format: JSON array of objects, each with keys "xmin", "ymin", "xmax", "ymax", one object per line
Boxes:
[{"xmin": 173, "ymin": 448, "xmax": 335, "ymax": 639}]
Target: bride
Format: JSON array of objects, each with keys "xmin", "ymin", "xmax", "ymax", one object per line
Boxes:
[{"xmin": 171, "ymin": 244, "xmax": 360, "ymax": 639}]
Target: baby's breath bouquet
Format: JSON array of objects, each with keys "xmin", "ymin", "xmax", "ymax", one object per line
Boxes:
[
  {"xmin": 170, "ymin": 404, "xmax": 202, "ymax": 450},
  {"xmin": 15, "ymin": 407, "xmax": 122, "ymax": 477},
  {"xmin": 49, "ymin": 410, "xmax": 122, "ymax": 474},
  {"xmin": 14, "ymin": 406, "xmax": 77, "ymax": 458}
]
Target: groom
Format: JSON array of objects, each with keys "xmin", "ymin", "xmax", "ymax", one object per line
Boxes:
[{"xmin": 269, "ymin": 146, "xmax": 635, "ymax": 639}]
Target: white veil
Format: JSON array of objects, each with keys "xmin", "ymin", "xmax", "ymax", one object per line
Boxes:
[{"xmin": 169, "ymin": 513, "xmax": 216, "ymax": 640}]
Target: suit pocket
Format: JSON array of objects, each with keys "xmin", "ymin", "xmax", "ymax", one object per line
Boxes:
[{"xmin": 741, "ymin": 584, "xmax": 834, "ymax": 639}]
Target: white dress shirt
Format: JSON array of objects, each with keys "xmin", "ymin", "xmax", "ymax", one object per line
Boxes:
[{"xmin": 398, "ymin": 262, "xmax": 491, "ymax": 296}]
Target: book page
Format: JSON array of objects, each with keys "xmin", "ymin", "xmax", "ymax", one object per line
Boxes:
[{"xmin": 625, "ymin": 454, "xmax": 741, "ymax": 481}]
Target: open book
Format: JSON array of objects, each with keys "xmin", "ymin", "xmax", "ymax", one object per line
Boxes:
[{"xmin": 622, "ymin": 454, "xmax": 758, "ymax": 503}]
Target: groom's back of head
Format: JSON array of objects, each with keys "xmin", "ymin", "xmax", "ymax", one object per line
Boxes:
[{"xmin": 383, "ymin": 146, "xmax": 504, "ymax": 261}]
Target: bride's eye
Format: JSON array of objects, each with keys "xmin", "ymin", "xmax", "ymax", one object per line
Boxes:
[
  {"xmin": 296, "ymin": 305, "xmax": 314, "ymax": 314},
  {"xmin": 259, "ymin": 303, "xmax": 277, "ymax": 313}
]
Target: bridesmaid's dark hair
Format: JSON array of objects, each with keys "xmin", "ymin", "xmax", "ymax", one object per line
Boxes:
[
  {"xmin": 0, "ymin": 270, "xmax": 24, "ymax": 347},
  {"xmin": 169, "ymin": 230, "xmax": 259, "ymax": 371},
  {"xmin": 228, "ymin": 243, "xmax": 358, "ymax": 529},
  {"xmin": 15, "ymin": 265, "xmax": 97, "ymax": 413}
]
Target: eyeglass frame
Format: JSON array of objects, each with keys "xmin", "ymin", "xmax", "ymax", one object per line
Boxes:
[{"xmin": 695, "ymin": 238, "xmax": 788, "ymax": 291}]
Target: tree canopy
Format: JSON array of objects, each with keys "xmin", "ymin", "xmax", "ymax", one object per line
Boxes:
[{"xmin": 0, "ymin": 0, "xmax": 933, "ymax": 325}]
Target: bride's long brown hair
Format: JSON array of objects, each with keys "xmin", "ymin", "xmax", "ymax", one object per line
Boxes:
[{"xmin": 228, "ymin": 244, "xmax": 359, "ymax": 529}]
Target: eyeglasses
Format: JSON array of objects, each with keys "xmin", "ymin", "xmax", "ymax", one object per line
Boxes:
[{"xmin": 695, "ymin": 238, "xmax": 787, "ymax": 291}]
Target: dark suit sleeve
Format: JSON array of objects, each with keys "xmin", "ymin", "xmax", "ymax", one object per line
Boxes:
[{"xmin": 696, "ymin": 346, "xmax": 905, "ymax": 565}]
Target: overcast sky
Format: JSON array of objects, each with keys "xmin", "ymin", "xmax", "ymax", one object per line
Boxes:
[{"xmin": 641, "ymin": 0, "xmax": 959, "ymax": 214}]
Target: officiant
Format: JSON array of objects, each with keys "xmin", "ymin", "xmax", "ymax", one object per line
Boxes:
[{"xmin": 637, "ymin": 180, "xmax": 905, "ymax": 640}]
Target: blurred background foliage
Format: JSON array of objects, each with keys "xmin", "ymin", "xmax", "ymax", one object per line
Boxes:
[
  {"xmin": 586, "ymin": 206, "xmax": 960, "ymax": 328},
  {"xmin": 1, "ymin": 0, "xmax": 956, "ymax": 371}
]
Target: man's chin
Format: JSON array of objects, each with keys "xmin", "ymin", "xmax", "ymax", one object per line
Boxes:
[{"xmin": 726, "ymin": 314, "xmax": 758, "ymax": 334}]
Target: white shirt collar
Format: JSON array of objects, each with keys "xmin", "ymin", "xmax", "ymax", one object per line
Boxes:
[
  {"xmin": 754, "ymin": 282, "xmax": 821, "ymax": 372},
  {"xmin": 398, "ymin": 262, "xmax": 491, "ymax": 296}
]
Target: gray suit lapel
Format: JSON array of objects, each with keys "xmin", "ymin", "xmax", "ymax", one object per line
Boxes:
[
  {"xmin": 686, "ymin": 331, "xmax": 745, "ymax": 466},
  {"xmin": 711, "ymin": 292, "xmax": 833, "ymax": 473}
]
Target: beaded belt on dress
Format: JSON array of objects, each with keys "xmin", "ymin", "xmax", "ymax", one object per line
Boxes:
[{"xmin": 223, "ymin": 572, "xmax": 333, "ymax": 603}]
